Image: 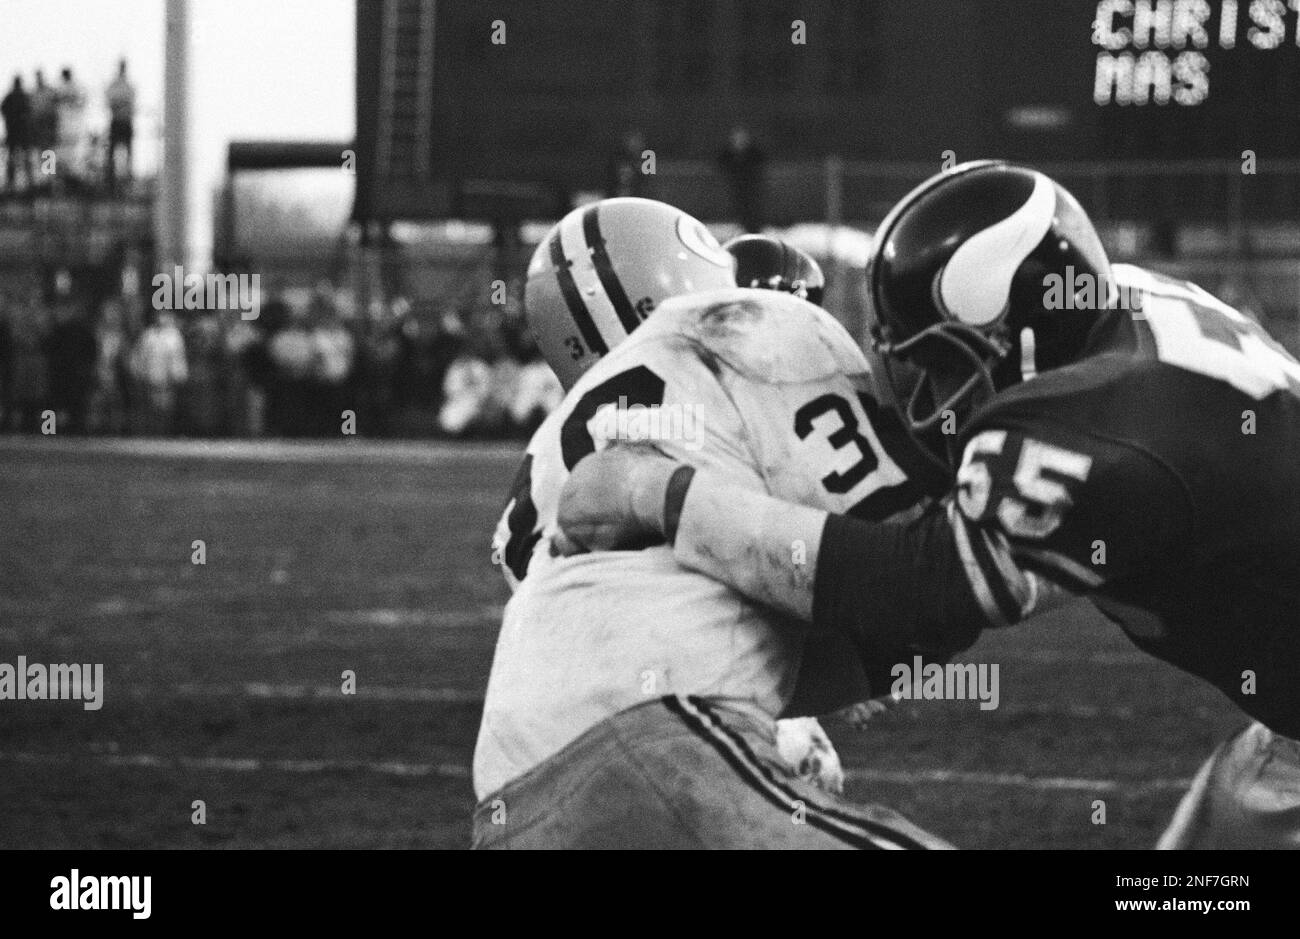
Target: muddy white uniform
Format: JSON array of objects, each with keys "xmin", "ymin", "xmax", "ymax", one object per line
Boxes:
[{"xmin": 472, "ymin": 288, "xmax": 947, "ymax": 849}]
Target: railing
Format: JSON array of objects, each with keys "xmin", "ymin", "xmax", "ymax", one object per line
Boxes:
[
  {"xmin": 647, "ymin": 157, "xmax": 1300, "ymax": 239},
  {"xmin": 637, "ymin": 157, "xmax": 1300, "ymax": 351},
  {"xmin": 0, "ymin": 186, "xmax": 156, "ymax": 269}
]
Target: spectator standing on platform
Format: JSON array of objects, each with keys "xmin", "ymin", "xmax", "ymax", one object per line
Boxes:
[
  {"xmin": 105, "ymin": 60, "xmax": 135, "ymax": 191},
  {"xmin": 128, "ymin": 311, "xmax": 187, "ymax": 436},
  {"xmin": 55, "ymin": 67, "xmax": 87, "ymax": 186},
  {"xmin": 1, "ymin": 75, "xmax": 33, "ymax": 192},
  {"xmin": 28, "ymin": 71, "xmax": 57, "ymax": 186},
  {"xmin": 718, "ymin": 125, "xmax": 767, "ymax": 233}
]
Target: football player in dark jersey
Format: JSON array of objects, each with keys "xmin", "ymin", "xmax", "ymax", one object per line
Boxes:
[{"xmin": 556, "ymin": 162, "xmax": 1300, "ymax": 848}]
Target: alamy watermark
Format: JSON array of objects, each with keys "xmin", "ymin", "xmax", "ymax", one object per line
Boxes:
[
  {"xmin": 0, "ymin": 657, "xmax": 103, "ymax": 710},
  {"xmin": 1042, "ymin": 265, "xmax": 1144, "ymax": 312},
  {"xmin": 590, "ymin": 396, "xmax": 705, "ymax": 452},
  {"xmin": 50, "ymin": 870, "xmax": 150, "ymax": 919},
  {"xmin": 890, "ymin": 655, "xmax": 1000, "ymax": 711},
  {"xmin": 152, "ymin": 266, "xmax": 261, "ymax": 320}
]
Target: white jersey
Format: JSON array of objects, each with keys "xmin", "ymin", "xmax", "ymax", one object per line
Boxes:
[{"xmin": 474, "ymin": 288, "xmax": 920, "ymax": 798}]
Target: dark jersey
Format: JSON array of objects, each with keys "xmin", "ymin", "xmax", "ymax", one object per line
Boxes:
[
  {"xmin": 814, "ymin": 266, "xmax": 1300, "ymax": 733},
  {"xmin": 953, "ymin": 267, "xmax": 1300, "ymax": 734}
]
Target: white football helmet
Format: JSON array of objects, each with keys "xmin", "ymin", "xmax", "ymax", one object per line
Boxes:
[{"xmin": 524, "ymin": 197, "xmax": 737, "ymax": 389}]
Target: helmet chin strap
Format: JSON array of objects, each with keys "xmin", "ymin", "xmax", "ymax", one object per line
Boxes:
[{"xmin": 1019, "ymin": 327, "xmax": 1037, "ymax": 382}]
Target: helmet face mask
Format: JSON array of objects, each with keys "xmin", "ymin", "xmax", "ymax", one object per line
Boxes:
[
  {"xmin": 866, "ymin": 161, "xmax": 1113, "ymax": 473},
  {"xmin": 871, "ymin": 317, "xmax": 1009, "ymax": 474},
  {"xmin": 879, "ymin": 320, "xmax": 1007, "ymax": 430}
]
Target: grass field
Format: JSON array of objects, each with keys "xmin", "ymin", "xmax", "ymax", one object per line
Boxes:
[{"xmin": 0, "ymin": 437, "xmax": 1244, "ymax": 849}]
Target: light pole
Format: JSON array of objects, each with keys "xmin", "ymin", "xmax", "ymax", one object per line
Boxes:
[{"xmin": 156, "ymin": 0, "xmax": 191, "ymax": 273}]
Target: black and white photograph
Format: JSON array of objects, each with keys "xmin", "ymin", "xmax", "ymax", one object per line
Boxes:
[{"xmin": 0, "ymin": 0, "xmax": 1297, "ymax": 912}]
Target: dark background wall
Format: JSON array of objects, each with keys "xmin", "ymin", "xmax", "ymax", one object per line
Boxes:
[{"xmin": 355, "ymin": 0, "xmax": 1300, "ymax": 221}]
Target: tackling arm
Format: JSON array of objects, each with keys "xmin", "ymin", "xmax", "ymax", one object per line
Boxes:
[
  {"xmin": 672, "ymin": 468, "xmax": 1038, "ymax": 654},
  {"xmin": 557, "ymin": 446, "xmax": 1051, "ymax": 656}
]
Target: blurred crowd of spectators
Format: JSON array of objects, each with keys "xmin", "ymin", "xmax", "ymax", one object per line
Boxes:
[
  {"xmin": 1, "ymin": 59, "xmax": 136, "ymax": 194},
  {"xmin": 0, "ymin": 281, "xmax": 562, "ymax": 440}
]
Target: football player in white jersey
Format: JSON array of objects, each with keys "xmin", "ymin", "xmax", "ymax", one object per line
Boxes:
[
  {"xmin": 494, "ymin": 225, "xmax": 868, "ymax": 783},
  {"xmin": 473, "ymin": 197, "xmax": 952, "ymax": 849}
]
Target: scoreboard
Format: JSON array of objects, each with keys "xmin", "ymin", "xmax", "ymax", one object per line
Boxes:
[
  {"xmin": 354, "ymin": 0, "xmax": 1300, "ymax": 222},
  {"xmin": 1092, "ymin": 0, "xmax": 1300, "ymax": 107},
  {"xmin": 1089, "ymin": 0, "xmax": 1300, "ymax": 158}
]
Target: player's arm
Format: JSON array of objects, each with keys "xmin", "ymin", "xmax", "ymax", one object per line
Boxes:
[
  {"xmin": 509, "ymin": 334, "xmax": 762, "ymax": 580},
  {"xmin": 558, "ymin": 447, "xmax": 1040, "ymax": 655},
  {"xmin": 559, "ymin": 421, "xmax": 1183, "ymax": 653},
  {"xmin": 671, "ymin": 465, "xmax": 1034, "ymax": 653}
]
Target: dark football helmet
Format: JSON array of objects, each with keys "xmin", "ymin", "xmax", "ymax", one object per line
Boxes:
[
  {"xmin": 724, "ymin": 234, "xmax": 826, "ymax": 306},
  {"xmin": 866, "ymin": 161, "xmax": 1115, "ymax": 468}
]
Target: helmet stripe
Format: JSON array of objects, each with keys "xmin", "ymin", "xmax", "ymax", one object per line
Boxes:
[
  {"xmin": 938, "ymin": 172, "xmax": 1056, "ymax": 327},
  {"xmin": 560, "ymin": 209, "xmax": 623, "ymax": 348},
  {"xmin": 582, "ymin": 204, "xmax": 641, "ymax": 334},
  {"xmin": 548, "ymin": 232, "xmax": 608, "ymax": 356}
]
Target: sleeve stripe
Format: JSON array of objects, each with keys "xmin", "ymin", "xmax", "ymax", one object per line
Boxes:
[
  {"xmin": 1012, "ymin": 545, "xmax": 1105, "ymax": 591},
  {"xmin": 947, "ymin": 502, "xmax": 1013, "ymax": 628},
  {"xmin": 968, "ymin": 525, "xmax": 1027, "ymax": 626},
  {"xmin": 979, "ymin": 527, "xmax": 1037, "ymax": 616}
]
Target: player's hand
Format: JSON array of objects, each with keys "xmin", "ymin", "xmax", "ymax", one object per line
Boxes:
[
  {"xmin": 554, "ymin": 445, "xmax": 684, "ymax": 555},
  {"xmin": 775, "ymin": 717, "xmax": 845, "ymax": 795},
  {"xmin": 834, "ymin": 694, "xmax": 900, "ymax": 730}
]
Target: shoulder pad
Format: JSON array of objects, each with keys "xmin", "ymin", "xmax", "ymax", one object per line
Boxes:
[
  {"xmin": 643, "ymin": 287, "xmax": 869, "ymax": 383},
  {"xmin": 1111, "ymin": 262, "xmax": 1158, "ymax": 293}
]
